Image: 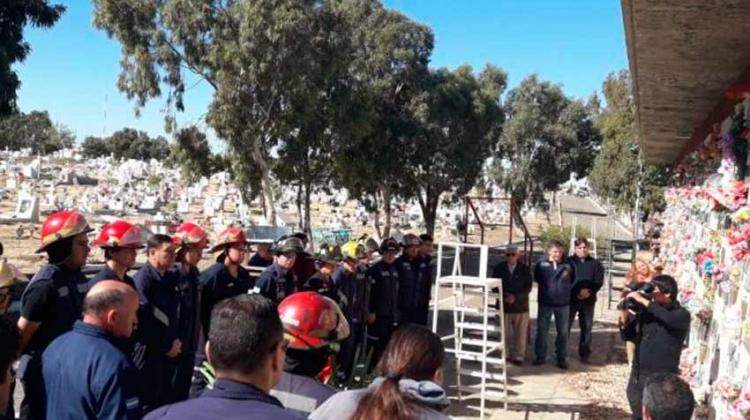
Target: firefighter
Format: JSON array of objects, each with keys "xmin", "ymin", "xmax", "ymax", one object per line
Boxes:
[
  {"xmin": 90, "ymin": 220, "xmax": 145, "ymax": 289},
  {"xmin": 17, "ymin": 210, "xmax": 93, "ymax": 420},
  {"xmin": 290, "ymin": 233, "xmax": 316, "ymax": 288},
  {"xmin": 300, "ymin": 247, "xmax": 343, "ymax": 304},
  {"xmin": 256, "ymin": 236, "xmax": 304, "ymax": 304},
  {"xmin": 366, "ymin": 238, "xmax": 401, "ymax": 367},
  {"xmin": 132, "ymin": 234, "xmax": 180, "ymax": 412},
  {"xmin": 272, "ymin": 291, "xmax": 349, "ymax": 417},
  {"xmin": 168, "ymin": 222, "xmax": 209, "ymax": 402},
  {"xmin": 191, "ymin": 226, "xmax": 252, "ymax": 398},
  {"xmin": 332, "ymin": 241, "xmax": 370, "ymax": 383},
  {"xmin": 396, "ymin": 234, "xmax": 431, "ymax": 326}
]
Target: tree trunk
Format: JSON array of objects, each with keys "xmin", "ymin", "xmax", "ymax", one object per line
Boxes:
[
  {"xmin": 296, "ymin": 183, "xmax": 304, "ymax": 231},
  {"xmin": 382, "ymin": 186, "xmax": 392, "ymax": 239},
  {"xmin": 417, "ymin": 186, "xmax": 440, "ymax": 238},
  {"xmin": 303, "ymin": 179, "xmax": 313, "ymax": 252},
  {"xmin": 252, "ymin": 135, "xmax": 276, "ymax": 225},
  {"xmin": 371, "ymin": 193, "xmax": 383, "ymax": 240}
]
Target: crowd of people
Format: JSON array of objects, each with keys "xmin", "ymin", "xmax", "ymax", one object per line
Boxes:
[
  {"xmin": 0, "ymin": 210, "xmax": 438, "ymax": 419},
  {"xmin": 0, "ymin": 209, "xmax": 697, "ymax": 420}
]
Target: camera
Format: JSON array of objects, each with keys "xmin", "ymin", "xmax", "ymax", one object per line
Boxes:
[{"xmin": 617, "ymin": 282, "xmax": 655, "ymax": 312}]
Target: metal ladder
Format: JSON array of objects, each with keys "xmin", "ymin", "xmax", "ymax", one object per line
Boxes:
[{"xmin": 431, "ymin": 242, "xmax": 508, "ymax": 419}]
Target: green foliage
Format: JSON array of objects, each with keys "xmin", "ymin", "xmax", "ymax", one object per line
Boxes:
[
  {"xmin": 492, "ymin": 75, "xmax": 601, "ymax": 210},
  {"xmin": 79, "ymin": 128, "xmax": 170, "ymax": 161},
  {"xmin": 147, "ymin": 174, "xmax": 161, "ymax": 187},
  {"xmin": 539, "ymin": 225, "xmax": 591, "ymax": 251},
  {"xmin": 588, "ymin": 70, "xmax": 668, "ymax": 216},
  {"xmin": 405, "ymin": 64, "xmax": 506, "ymax": 235},
  {"xmin": 0, "ymin": 0, "xmax": 65, "ymax": 116},
  {"xmin": 171, "ymin": 127, "xmax": 227, "ymax": 183},
  {"xmin": 0, "ymin": 110, "xmax": 74, "ymax": 153},
  {"xmin": 80, "ymin": 136, "xmax": 110, "ymax": 158}
]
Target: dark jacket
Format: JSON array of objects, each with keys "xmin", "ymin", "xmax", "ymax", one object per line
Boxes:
[
  {"xmin": 256, "ymin": 263, "xmax": 296, "ymax": 304},
  {"xmin": 367, "ymin": 260, "xmax": 400, "ymax": 320},
  {"xmin": 248, "ymin": 253, "xmax": 274, "ymax": 268},
  {"xmin": 396, "ymin": 255, "xmax": 432, "ymax": 311},
  {"xmin": 492, "ymin": 261, "xmax": 532, "ymax": 313},
  {"xmin": 19, "ymin": 263, "xmax": 89, "ymax": 354},
  {"xmin": 172, "ymin": 264, "xmax": 201, "ymax": 355},
  {"xmin": 620, "ymin": 300, "xmax": 690, "ymax": 377},
  {"xmin": 43, "ymin": 321, "xmax": 141, "ymax": 420},
  {"xmin": 133, "ymin": 262, "xmax": 180, "ymax": 360},
  {"xmin": 144, "ymin": 378, "xmax": 303, "ymax": 420},
  {"xmin": 331, "ymin": 265, "xmax": 369, "ymax": 323},
  {"xmin": 271, "ymin": 372, "xmax": 336, "ymax": 417},
  {"xmin": 533, "ymin": 259, "xmax": 574, "ymax": 307},
  {"xmin": 291, "ymin": 254, "xmax": 317, "ymax": 288},
  {"xmin": 89, "ymin": 265, "xmax": 136, "ymax": 289},
  {"xmin": 567, "ymin": 255, "xmax": 605, "ymax": 304},
  {"xmin": 199, "ymin": 262, "xmax": 253, "ymax": 338},
  {"xmin": 17, "ymin": 263, "xmax": 89, "ymax": 420}
]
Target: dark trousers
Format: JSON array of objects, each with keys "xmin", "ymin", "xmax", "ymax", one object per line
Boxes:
[
  {"xmin": 534, "ymin": 304, "xmax": 569, "ymax": 362},
  {"xmin": 568, "ymin": 299, "xmax": 595, "ymax": 358},
  {"xmin": 368, "ymin": 316, "xmax": 397, "ymax": 370},
  {"xmin": 18, "ymin": 355, "xmax": 45, "ymax": 420},
  {"xmin": 167, "ymin": 352, "xmax": 196, "ymax": 403},
  {"xmin": 337, "ymin": 321, "xmax": 364, "ymax": 381},
  {"xmin": 400, "ymin": 306, "xmax": 429, "ymax": 326},
  {"xmin": 626, "ymin": 369, "xmax": 659, "ymax": 420}
]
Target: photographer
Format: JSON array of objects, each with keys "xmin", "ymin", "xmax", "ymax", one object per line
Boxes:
[{"xmin": 619, "ymin": 275, "xmax": 690, "ymax": 420}]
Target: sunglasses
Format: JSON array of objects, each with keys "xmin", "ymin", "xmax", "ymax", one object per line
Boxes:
[{"xmin": 506, "ymin": 253, "xmax": 517, "ymax": 257}]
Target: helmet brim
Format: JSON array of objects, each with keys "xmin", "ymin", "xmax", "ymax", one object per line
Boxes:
[{"xmin": 36, "ymin": 226, "xmax": 95, "ymax": 254}]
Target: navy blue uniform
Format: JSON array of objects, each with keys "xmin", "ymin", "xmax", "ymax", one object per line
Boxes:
[
  {"xmin": 332, "ymin": 265, "xmax": 369, "ymax": 381},
  {"xmin": 190, "ymin": 262, "xmax": 253, "ymax": 398},
  {"xmin": 271, "ymin": 372, "xmax": 336, "ymax": 417},
  {"xmin": 133, "ymin": 262, "xmax": 180, "ymax": 411},
  {"xmin": 168, "ymin": 264, "xmax": 201, "ymax": 402},
  {"xmin": 248, "ymin": 253, "xmax": 274, "ymax": 268},
  {"xmin": 145, "ymin": 378, "xmax": 304, "ymax": 420},
  {"xmin": 89, "ymin": 265, "xmax": 136, "ymax": 289},
  {"xmin": 256, "ymin": 263, "xmax": 296, "ymax": 304},
  {"xmin": 18, "ymin": 263, "xmax": 89, "ymax": 420},
  {"xmin": 396, "ymin": 255, "xmax": 431, "ymax": 326},
  {"xmin": 367, "ymin": 260, "xmax": 399, "ymax": 364},
  {"xmin": 43, "ymin": 321, "xmax": 141, "ymax": 420}
]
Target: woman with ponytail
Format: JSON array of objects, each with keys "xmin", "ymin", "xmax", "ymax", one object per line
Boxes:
[{"xmin": 310, "ymin": 324, "xmax": 450, "ymax": 420}]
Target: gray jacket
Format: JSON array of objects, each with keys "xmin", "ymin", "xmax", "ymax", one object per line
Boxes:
[{"xmin": 309, "ymin": 377, "xmax": 451, "ymax": 420}]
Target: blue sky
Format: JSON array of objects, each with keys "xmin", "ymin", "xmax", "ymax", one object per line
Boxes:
[{"xmin": 15, "ymin": 0, "xmax": 627, "ymax": 148}]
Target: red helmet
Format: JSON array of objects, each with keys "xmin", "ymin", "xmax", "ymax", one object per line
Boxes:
[
  {"xmin": 208, "ymin": 226, "xmax": 248, "ymax": 253},
  {"xmin": 92, "ymin": 220, "xmax": 145, "ymax": 249},
  {"xmin": 278, "ymin": 291, "xmax": 350, "ymax": 350},
  {"xmin": 37, "ymin": 210, "xmax": 94, "ymax": 253},
  {"xmin": 173, "ymin": 222, "xmax": 209, "ymax": 251}
]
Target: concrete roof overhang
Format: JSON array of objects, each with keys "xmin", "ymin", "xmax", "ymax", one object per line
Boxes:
[{"xmin": 621, "ymin": 0, "xmax": 750, "ymax": 165}]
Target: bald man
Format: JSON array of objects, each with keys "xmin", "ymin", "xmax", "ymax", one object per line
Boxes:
[{"xmin": 42, "ymin": 280, "xmax": 142, "ymax": 420}]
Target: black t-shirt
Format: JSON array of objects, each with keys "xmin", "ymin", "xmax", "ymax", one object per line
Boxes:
[
  {"xmin": 20, "ymin": 264, "xmax": 89, "ymax": 354},
  {"xmin": 248, "ymin": 253, "xmax": 274, "ymax": 268}
]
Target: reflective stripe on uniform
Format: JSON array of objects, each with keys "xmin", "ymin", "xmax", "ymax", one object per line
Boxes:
[
  {"xmin": 269, "ymin": 390, "xmax": 319, "ymax": 414},
  {"xmin": 126, "ymin": 397, "xmax": 140, "ymax": 410},
  {"xmin": 153, "ymin": 306, "xmax": 170, "ymax": 326}
]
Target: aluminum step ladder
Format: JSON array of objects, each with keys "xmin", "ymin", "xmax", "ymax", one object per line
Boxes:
[{"xmin": 431, "ymin": 242, "xmax": 508, "ymax": 419}]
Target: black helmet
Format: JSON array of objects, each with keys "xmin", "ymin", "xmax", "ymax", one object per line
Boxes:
[
  {"xmin": 275, "ymin": 236, "xmax": 305, "ymax": 254},
  {"xmin": 401, "ymin": 233, "xmax": 422, "ymax": 247},
  {"xmin": 379, "ymin": 237, "xmax": 400, "ymax": 254}
]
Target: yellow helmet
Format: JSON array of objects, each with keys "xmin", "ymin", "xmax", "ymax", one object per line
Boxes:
[
  {"xmin": 0, "ymin": 259, "xmax": 25, "ymax": 289},
  {"xmin": 341, "ymin": 240, "xmax": 366, "ymax": 260}
]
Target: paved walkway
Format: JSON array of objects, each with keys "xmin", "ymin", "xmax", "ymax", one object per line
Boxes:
[{"xmin": 437, "ymin": 281, "xmax": 630, "ymax": 420}]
